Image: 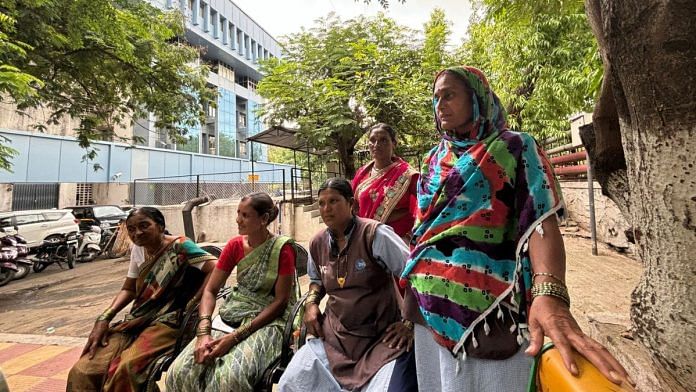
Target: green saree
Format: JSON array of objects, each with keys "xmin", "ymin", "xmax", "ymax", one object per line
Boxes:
[{"xmin": 166, "ymin": 235, "xmax": 298, "ymax": 392}]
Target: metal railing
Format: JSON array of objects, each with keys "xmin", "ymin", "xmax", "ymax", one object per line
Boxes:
[
  {"xmin": 290, "ymin": 168, "xmax": 342, "ymax": 203},
  {"xmin": 131, "ymin": 169, "xmax": 288, "ymax": 206},
  {"xmin": 542, "ymin": 132, "xmax": 587, "ymax": 181}
]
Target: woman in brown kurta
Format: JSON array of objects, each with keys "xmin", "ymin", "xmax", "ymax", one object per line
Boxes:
[{"xmin": 279, "ymin": 178, "xmax": 415, "ymax": 391}]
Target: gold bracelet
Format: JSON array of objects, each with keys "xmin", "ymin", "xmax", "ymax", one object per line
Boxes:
[
  {"xmin": 402, "ymin": 320, "xmax": 414, "ymax": 331},
  {"xmin": 197, "ymin": 315, "xmax": 212, "ymax": 325},
  {"xmin": 531, "ymin": 282, "xmax": 571, "ymax": 307},
  {"xmin": 305, "ymin": 289, "xmax": 323, "ymax": 307},
  {"xmin": 235, "ymin": 323, "xmax": 253, "ymax": 341},
  {"xmin": 196, "ymin": 326, "xmax": 212, "ymax": 336},
  {"xmin": 533, "ymin": 272, "xmax": 564, "ymax": 283},
  {"xmin": 96, "ymin": 308, "xmax": 116, "ymax": 322}
]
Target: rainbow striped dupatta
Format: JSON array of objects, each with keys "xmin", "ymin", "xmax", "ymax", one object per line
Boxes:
[{"xmin": 399, "ymin": 66, "xmax": 564, "ymax": 357}]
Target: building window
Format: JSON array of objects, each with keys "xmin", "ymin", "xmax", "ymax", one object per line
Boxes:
[
  {"xmin": 218, "ymin": 62, "xmax": 234, "ymax": 81},
  {"xmin": 210, "ymin": 10, "xmax": 218, "ymax": 37},
  {"xmin": 220, "ymin": 16, "xmax": 227, "ymax": 44},
  {"xmin": 189, "ymin": 0, "xmax": 198, "ymax": 24},
  {"xmin": 229, "ymin": 23, "xmax": 236, "ymax": 49},
  {"xmin": 201, "ymin": 2, "xmax": 209, "ymax": 32},
  {"xmin": 76, "ymin": 183, "xmax": 94, "ymax": 206},
  {"xmin": 207, "ymin": 103, "xmax": 216, "ymax": 118},
  {"xmin": 244, "ymin": 34, "xmax": 251, "ymax": 59},
  {"xmin": 237, "ymin": 29, "xmax": 243, "ymax": 55}
]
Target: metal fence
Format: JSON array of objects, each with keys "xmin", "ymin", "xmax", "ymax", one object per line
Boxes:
[
  {"xmin": 11, "ymin": 183, "xmax": 60, "ymax": 211},
  {"xmin": 541, "ymin": 132, "xmax": 588, "ymax": 181},
  {"xmin": 290, "ymin": 167, "xmax": 342, "ymax": 203},
  {"xmin": 131, "ymin": 169, "xmax": 289, "ymax": 206}
]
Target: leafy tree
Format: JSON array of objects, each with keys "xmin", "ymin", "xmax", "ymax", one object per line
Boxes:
[
  {"xmin": 0, "ymin": 10, "xmax": 42, "ymax": 170},
  {"xmin": 422, "ymin": 8, "xmax": 453, "ymax": 77},
  {"xmin": 0, "ymin": 0, "xmax": 216, "ymax": 168},
  {"xmin": 456, "ymin": 0, "xmax": 601, "ymax": 138},
  {"xmin": 258, "ymin": 14, "xmax": 430, "ymax": 177}
]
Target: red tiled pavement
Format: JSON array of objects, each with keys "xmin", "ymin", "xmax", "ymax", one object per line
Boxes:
[
  {"xmin": 26, "ymin": 377, "xmax": 70, "ymax": 392},
  {"xmin": 0, "ymin": 342, "xmax": 81, "ymax": 392},
  {"xmin": 18, "ymin": 346, "xmax": 82, "ymax": 378},
  {"xmin": 0, "ymin": 343, "xmax": 42, "ymax": 364}
]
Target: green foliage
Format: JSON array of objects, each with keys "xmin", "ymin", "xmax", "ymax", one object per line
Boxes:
[
  {"xmin": 0, "ymin": 0, "xmax": 216, "ymax": 170},
  {"xmin": 0, "ymin": 10, "xmax": 42, "ymax": 171},
  {"xmin": 258, "ymin": 13, "xmax": 433, "ymax": 176},
  {"xmin": 457, "ymin": 0, "xmax": 601, "ymax": 138},
  {"xmin": 359, "ymin": 0, "xmax": 406, "ymax": 8}
]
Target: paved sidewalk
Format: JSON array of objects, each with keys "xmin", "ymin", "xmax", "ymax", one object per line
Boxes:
[{"xmin": 0, "ymin": 334, "xmax": 85, "ymax": 392}]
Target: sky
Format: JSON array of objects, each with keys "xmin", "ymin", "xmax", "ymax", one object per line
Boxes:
[{"xmin": 232, "ymin": 0, "xmax": 473, "ymax": 47}]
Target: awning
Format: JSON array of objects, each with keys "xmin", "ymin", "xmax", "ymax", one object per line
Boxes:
[{"xmin": 246, "ymin": 125, "xmax": 328, "ymax": 155}]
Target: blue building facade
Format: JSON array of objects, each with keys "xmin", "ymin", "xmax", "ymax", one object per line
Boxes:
[
  {"xmin": 0, "ymin": 0, "xmax": 283, "ymax": 210},
  {"xmin": 134, "ymin": 0, "xmax": 279, "ymax": 162}
]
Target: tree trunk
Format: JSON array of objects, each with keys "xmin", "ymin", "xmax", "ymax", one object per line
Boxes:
[
  {"xmin": 585, "ymin": 0, "xmax": 696, "ymax": 387},
  {"xmin": 336, "ymin": 136, "xmax": 358, "ymax": 179}
]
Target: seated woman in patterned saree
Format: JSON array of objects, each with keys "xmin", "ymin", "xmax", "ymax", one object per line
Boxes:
[
  {"xmin": 166, "ymin": 192, "xmax": 298, "ymax": 391},
  {"xmin": 399, "ymin": 66, "xmax": 633, "ymax": 391},
  {"xmin": 67, "ymin": 207, "xmax": 217, "ymax": 392},
  {"xmin": 352, "ymin": 123, "xmax": 418, "ymax": 241}
]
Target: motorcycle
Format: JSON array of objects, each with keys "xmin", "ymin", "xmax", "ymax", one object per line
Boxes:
[
  {"xmin": 32, "ymin": 231, "xmax": 79, "ymax": 273},
  {"xmin": 76, "ymin": 226, "xmax": 102, "ymax": 262},
  {"xmin": 7, "ymin": 232, "xmax": 31, "ymax": 280},
  {"xmin": 0, "ymin": 241, "xmax": 18, "ymax": 287},
  {"xmin": 0, "ymin": 227, "xmax": 32, "ymax": 285}
]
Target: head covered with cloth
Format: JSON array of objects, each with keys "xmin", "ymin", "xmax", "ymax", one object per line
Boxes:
[{"xmin": 400, "ymin": 65, "xmax": 565, "ymax": 356}]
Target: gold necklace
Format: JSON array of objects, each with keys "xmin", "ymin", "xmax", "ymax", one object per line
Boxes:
[
  {"xmin": 335, "ymin": 236, "xmax": 348, "ymax": 289},
  {"xmin": 144, "ymin": 239, "xmax": 167, "ymax": 263},
  {"xmin": 337, "ymin": 256, "xmax": 347, "ymax": 288},
  {"xmin": 370, "ymin": 160, "xmax": 396, "ymax": 177}
]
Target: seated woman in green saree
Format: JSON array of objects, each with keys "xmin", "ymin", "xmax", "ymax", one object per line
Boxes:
[
  {"xmin": 166, "ymin": 192, "xmax": 298, "ymax": 391},
  {"xmin": 67, "ymin": 207, "xmax": 217, "ymax": 392}
]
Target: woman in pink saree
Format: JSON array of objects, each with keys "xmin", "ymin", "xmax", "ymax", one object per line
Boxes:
[{"xmin": 352, "ymin": 123, "xmax": 418, "ymax": 241}]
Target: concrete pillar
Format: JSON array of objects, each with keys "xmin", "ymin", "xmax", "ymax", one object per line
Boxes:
[{"xmin": 0, "ymin": 184, "xmax": 13, "ymax": 212}]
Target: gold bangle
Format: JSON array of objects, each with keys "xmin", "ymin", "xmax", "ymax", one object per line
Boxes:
[
  {"xmin": 532, "ymin": 282, "xmax": 571, "ymax": 307},
  {"xmin": 305, "ymin": 289, "xmax": 323, "ymax": 307},
  {"xmin": 235, "ymin": 323, "xmax": 253, "ymax": 341},
  {"xmin": 196, "ymin": 326, "xmax": 212, "ymax": 336},
  {"xmin": 96, "ymin": 308, "xmax": 116, "ymax": 322},
  {"xmin": 533, "ymin": 272, "xmax": 564, "ymax": 283},
  {"xmin": 402, "ymin": 320, "xmax": 414, "ymax": 331}
]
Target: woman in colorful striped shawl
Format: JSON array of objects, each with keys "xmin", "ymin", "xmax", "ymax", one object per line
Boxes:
[
  {"xmin": 400, "ymin": 66, "xmax": 631, "ymax": 391},
  {"xmin": 68, "ymin": 207, "xmax": 217, "ymax": 392}
]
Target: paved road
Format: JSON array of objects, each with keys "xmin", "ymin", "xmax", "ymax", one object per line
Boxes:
[{"xmin": 0, "ymin": 234, "xmax": 643, "ymax": 391}]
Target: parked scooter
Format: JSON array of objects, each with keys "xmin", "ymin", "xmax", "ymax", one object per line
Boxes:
[
  {"xmin": 32, "ymin": 232, "xmax": 79, "ymax": 272},
  {"xmin": 0, "ymin": 227, "xmax": 31, "ymax": 285},
  {"xmin": 8, "ymin": 231, "xmax": 31, "ymax": 280},
  {"xmin": 76, "ymin": 226, "xmax": 102, "ymax": 262},
  {"xmin": 0, "ymin": 240, "xmax": 18, "ymax": 287}
]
